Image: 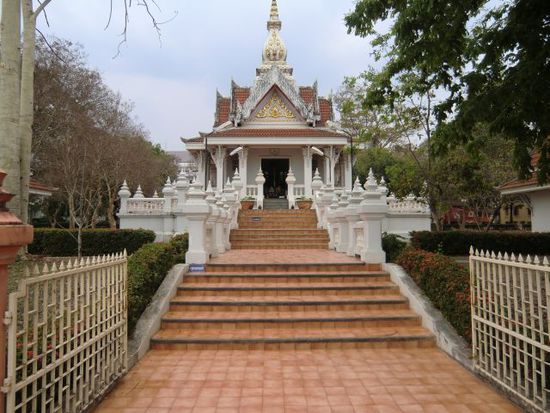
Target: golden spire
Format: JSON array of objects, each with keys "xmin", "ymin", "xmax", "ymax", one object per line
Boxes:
[
  {"xmin": 258, "ymin": 0, "xmax": 293, "ymax": 77},
  {"xmin": 270, "ymin": 0, "xmax": 279, "ymax": 21}
]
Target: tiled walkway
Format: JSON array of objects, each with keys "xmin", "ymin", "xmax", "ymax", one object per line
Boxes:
[
  {"xmin": 95, "ymin": 348, "xmax": 520, "ymax": 413},
  {"xmin": 94, "ymin": 245, "xmax": 521, "ymax": 412},
  {"xmin": 209, "ymin": 250, "xmax": 363, "ymax": 265}
]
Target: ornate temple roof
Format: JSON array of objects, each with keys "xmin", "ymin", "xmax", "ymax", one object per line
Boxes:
[{"xmin": 197, "ymin": 0, "xmax": 345, "ymax": 143}]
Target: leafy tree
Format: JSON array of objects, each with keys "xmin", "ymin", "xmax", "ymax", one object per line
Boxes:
[
  {"xmin": 345, "ymin": 0, "xmax": 550, "ymax": 182},
  {"xmin": 334, "ymin": 69, "xmax": 420, "ymax": 148},
  {"xmin": 33, "ymin": 37, "xmax": 177, "ymax": 238}
]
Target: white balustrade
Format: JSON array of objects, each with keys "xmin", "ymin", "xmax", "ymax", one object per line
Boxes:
[
  {"xmin": 126, "ymin": 198, "xmax": 165, "ymax": 214},
  {"xmin": 246, "ymin": 186, "xmax": 258, "ymax": 197},
  {"xmin": 293, "ymin": 185, "xmax": 305, "ymax": 198}
]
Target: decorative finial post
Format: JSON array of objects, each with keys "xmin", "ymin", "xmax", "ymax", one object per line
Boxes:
[
  {"xmin": 0, "ymin": 170, "xmax": 33, "ymax": 411},
  {"xmin": 118, "ymin": 180, "xmax": 131, "ymax": 215}
]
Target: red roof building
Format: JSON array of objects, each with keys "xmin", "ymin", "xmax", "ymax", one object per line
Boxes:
[
  {"xmin": 184, "ymin": 0, "xmax": 350, "ymax": 202},
  {"xmin": 499, "ymin": 153, "xmax": 550, "ymax": 232}
]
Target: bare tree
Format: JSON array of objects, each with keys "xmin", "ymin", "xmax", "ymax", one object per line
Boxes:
[{"xmin": 0, "ymin": 0, "xmax": 175, "ymax": 222}]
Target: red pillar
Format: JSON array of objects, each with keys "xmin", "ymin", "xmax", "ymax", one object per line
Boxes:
[{"xmin": 0, "ymin": 170, "xmax": 33, "ymax": 413}]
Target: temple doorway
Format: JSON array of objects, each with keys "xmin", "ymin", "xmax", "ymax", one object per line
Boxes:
[{"xmin": 262, "ymin": 158, "xmax": 289, "ymax": 198}]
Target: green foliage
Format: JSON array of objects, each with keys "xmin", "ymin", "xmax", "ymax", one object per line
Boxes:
[
  {"xmin": 334, "ymin": 70, "xmax": 421, "ymax": 148},
  {"xmin": 345, "ymin": 0, "xmax": 550, "ymax": 182},
  {"xmin": 411, "ymin": 231, "xmax": 550, "ymax": 256},
  {"xmin": 29, "ymin": 229, "xmax": 155, "ymax": 256},
  {"xmin": 127, "ymin": 234, "xmax": 188, "ymax": 333},
  {"xmin": 397, "ymin": 248, "xmax": 471, "ymax": 341},
  {"xmin": 382, "ymin": 233, "xmax": 407, "ymax": 263}
]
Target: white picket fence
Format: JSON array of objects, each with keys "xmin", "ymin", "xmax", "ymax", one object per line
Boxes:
[
  {"xmin": 3, "ymin": 252, "xmax": 128, "ymax": 413},
  {"xmin": 470, "ymin": 249, "xmax": 550, "ymax": 412}
]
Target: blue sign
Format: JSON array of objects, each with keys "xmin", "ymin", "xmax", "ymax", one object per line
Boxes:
[{"xmin": 189, "ymin": 264, "xmax": 206, "ymax": 273}]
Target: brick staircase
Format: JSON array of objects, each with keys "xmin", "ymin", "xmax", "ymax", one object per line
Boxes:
[
  {"xmin": 231, "ymin": 209, "xmax": 329, "ymax": 249},
  {"xmin": 150, "ymin": 259, "xmax": 435, "ymax": 351}
]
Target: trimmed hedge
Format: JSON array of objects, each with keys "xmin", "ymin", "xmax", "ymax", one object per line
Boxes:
[
  {"xmin": 29, "ymin": 229, "xmax": 156, "ymax": 256},
  {"xmin": 382, "ymin": 233, "xmax": 408, "ymax": 263},
  {"xmin": 397, "ymin": 248, "xmax": 471, "ymax": 341},
  {"xmin": 411, "ymin": 230, "xmax": 550, "ymax": 256},
  {"xmin": 128, "ymin": 234, "xmax": 188, "ymax": 333}
]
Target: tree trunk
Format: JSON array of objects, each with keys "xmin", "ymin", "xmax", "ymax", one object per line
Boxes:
[
  {"xmin": 19, "ymin": 1, "xmax": 37, "ymax": 224},
  {"xmin": 77, "ymin": 223, "xmax": 83, "ymax": 258},
  {"xmin": 0, "ymin": 0, "xmax": 22, "ymax": 215},
  {"xmin": 106, "ymin": 184, "xmax": 117, "ymax": 229}
]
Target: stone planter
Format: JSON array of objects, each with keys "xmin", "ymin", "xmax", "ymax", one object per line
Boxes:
[
  {"xmin": 241, "ymin": 200, "xmax": 255, "ymax": 210},
  {"xmin": 297, "ymin": 200, "xmax": 313, "ymax": 210}
]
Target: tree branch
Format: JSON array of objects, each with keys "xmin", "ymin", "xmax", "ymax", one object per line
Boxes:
[{"xmin": 34, "ymin": 0, "xmax": 54, "ymax": 17}]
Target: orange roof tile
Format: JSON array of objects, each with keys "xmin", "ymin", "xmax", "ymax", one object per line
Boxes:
[
  {"xmin": 210, "ymin": 128, "xmax": 347, "ymax": 138},
  {"xmin": 299, "ymin": 87, "xmax": 314, "ymax": 105},
  {"xmin": 234, "ymin": 88, "xmax": 250, "ymax": 104},
  {"xmin": 215, "ymin": 98, "xmax": 231, "ymax": 127},
  {"xmin": 318, "ymin": 98, "xmax": 333, "ymax": 125}
]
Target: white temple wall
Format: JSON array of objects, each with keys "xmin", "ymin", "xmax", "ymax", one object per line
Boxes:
[{"xmin": 530, "ymin": 189, "xmax": 550, "ymax": 232}]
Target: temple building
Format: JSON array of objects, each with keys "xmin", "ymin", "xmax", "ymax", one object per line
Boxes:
[{"xmin": 184, "ymin": 0, "xmax": 351, "ymax": 207}]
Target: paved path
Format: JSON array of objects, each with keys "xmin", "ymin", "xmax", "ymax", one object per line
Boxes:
[
  {"xmin": 95, "ymin": 348, "xmax": 520, "ymax": 413},
  {"xmin": 94, "ymin": 249, "xmax": 521, "ymax": 412}
]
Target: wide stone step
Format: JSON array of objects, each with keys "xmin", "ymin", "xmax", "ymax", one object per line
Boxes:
[
  {"xmin": 232, "ymin": 243, "xmax": 330, "ymax": 250},
  {"xmin": 231, "ymin": 229, "xmax": 328, "ymax": 236},
  {"xmin": 169, "ymin": 295, "xmax": 409, "ymax": 312},
  {"xmin": 230, "ymin": 233, "xmax": 329, "ymax": 240},
  {"xmin": 185, "ymin": 272, "xmax": 391, "ymax": 284},
  {"xmin": 240, "ymin": 210, "xmax": 317, "ymax": 215},
  {"xmin": 150, "ymin": 326, "xmax": 435, "ymax": 350},
  {"xmin": 230, "ymin": 238, "xmax": 329, "ymax": 245},
  {"xmin": 206, "ymin": 262, "xmax": 376, "ymax": 273},
  {"xmin": 237, "ymin": 222, "xmax": 319, "ymax": 228},
  {"xmin": 161, "ymin": 310, "xmax": 421, "ymax": 330},
  {"xmin": 177, "ymin": 283, "xmax": 399, "ymax": 297}
]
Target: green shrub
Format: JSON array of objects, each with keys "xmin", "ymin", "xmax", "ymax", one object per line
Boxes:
[
  {"xmin": 127, "ymin": 234, "xmax": 188, "ymax": 333},
  {"xmin": 397, "ymin": 248, "xmax": 471, "ymax": 341},
  {"xmin": 29, "ymin": 229, "xmax": 156, "ymax": 256},
  {"xmin": 382, "ymin": 233, "xmax": 407, "ymax": 263},
  {"xmin": 411, "ymin": 230, "xmax": 550, "ymax": 256},
  {"xmin": 169, "ymin": 233, "xmax": 189, "ymax": 264}
]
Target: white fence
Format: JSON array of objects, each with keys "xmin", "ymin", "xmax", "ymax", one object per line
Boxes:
[
  {"xmin": 470, "ymin": 249, "xmax": 550, "ymax": 412},
  {"xmin": 3, "ymin": 253, "xmax": 128, "ymax": 413}
]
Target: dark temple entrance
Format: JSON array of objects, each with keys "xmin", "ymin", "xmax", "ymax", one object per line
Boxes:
[{"xmin": 262, "ymin": 158, "xmax": 289, "ymax": 199}]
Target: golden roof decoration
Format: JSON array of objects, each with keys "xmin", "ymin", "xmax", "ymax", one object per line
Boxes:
[{"xmin": 256, "ymin": 93, "xmax": 295, "ymax": 119}]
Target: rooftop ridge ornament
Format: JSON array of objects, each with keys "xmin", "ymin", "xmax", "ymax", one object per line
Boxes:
[{"xmin": 258, "ymin": 0, "xmax": 293, "ymax": 77}]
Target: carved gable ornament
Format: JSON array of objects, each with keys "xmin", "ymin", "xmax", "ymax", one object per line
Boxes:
[{"xmin": 256, "ymin": 93, "xmax": 295, "ymax": 119}]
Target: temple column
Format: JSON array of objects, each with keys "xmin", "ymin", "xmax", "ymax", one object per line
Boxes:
[
  {"xmin": 344, "ymin": 152, "xmax": 352, "ymax": 191},
  {"xmin": 324, "ymin": 156, "xmax": 330, "ymax": 185},
  {"xmin": 327, "ymin": 146, "xmax": 340, "ymax": 187},
  {"xmin": 195, "ymin": 151, "xmax": 205, "ymax": 187},
  {"xmin": 238, "ymin": 147, "xmax": 249, "ymax": 199},
  {"xmin": 303, "ymin": 147, "xmax": 313, "ymax": 197},
  {"xmin": 210, "ymin": 146, "xmax": 226, "ymax": 192}
]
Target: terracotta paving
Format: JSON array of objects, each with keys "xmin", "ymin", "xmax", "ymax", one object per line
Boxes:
[
  {"xmin": 209, "ymin": 250, "xmax": 364, "ymax": 265},
  {"xmin": 95, "ymin": 213, "xmax": 521, "ymax": 412},
  {"xmin": 95, "ymin": 349, "xmax": 521, "ymax": 413}
]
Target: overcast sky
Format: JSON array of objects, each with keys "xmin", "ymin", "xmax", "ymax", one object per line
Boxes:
[{"xmin": 37, "ymin": 0, "xmax": 377, "ymax": 151}]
